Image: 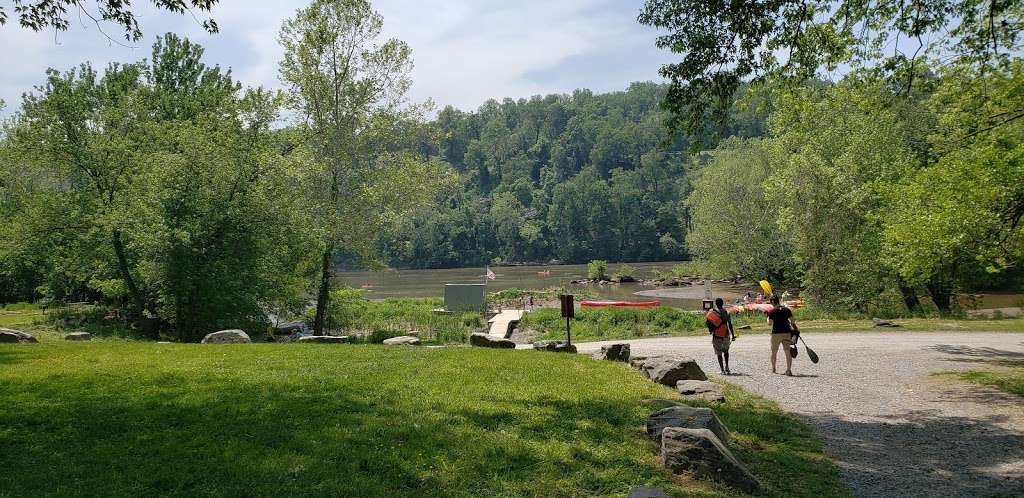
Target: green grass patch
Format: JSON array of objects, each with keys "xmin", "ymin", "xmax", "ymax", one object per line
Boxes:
[
  {"xmin": 938, "ymin": 368, "xmax": 1024, "ymax": 397},
  {"xmin": 317, "ymin": 290, "xmax": 483, "ymax": 344},
  {"xmin": 522, "ymin": 306, "xmax": 704, "ymax": 342},
  {"xmin": 0, "ymin": 342, "xmax": 846, "ymax": 497}
]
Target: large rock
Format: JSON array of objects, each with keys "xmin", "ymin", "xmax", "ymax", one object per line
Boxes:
[
  {"xmin": 592, "ymin": 343, "xmax": 630, "ymax": 362},
  {"xmin": 65, "ymin": 332, "xmax": 92, "ymax": 341},
  {"xmin": 647, "ymin": 406, "xmax": 729, "ymax": 444},
  {"xmin": 660, "ymin": 427, "xmax": 759, "ymax": 493},
  {"xmin": 641, "ymin": 398, "xmax": 686, "ymax": 411},
  {"xmin": 639, "ymin": 355, "xmax": 707, "ymax": 386},
  {"xmin": 677, "ymin": 380, "xmax": 725, "ymax": 402},
  {"xmin": 382, "ymin": 335, "xmax": 421, "ymax": 346},
  {"xmin": 200, "ymin": 329, "xmax": 251, "ymax": 344},
  {"xmin": 0, "ymin": 328, "xmax": 38, "ymax": 343},
  {"xmin": 627, "ymin": 486, "xmax": 668, "ymax": 498},
  {"xmin": 532, "ymin": 340, "xmax": 577, "ymax": 353},
  {"xmin": 296, "ymin": 335, "xmax": 350, "ymax": 344},
  {"xmin": 469, "ymin": 333, "xmax": 516, "ymax": 349}
]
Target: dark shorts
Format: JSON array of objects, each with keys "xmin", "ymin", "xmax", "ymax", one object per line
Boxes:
[{"xmin": 712, "ymin": 335, "xmax": 731, "ymax": 353}]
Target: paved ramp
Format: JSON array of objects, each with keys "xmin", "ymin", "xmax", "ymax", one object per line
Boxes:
[{"xmin": 487, "ymin": 309, "xmax": 525, "ymax": 338}]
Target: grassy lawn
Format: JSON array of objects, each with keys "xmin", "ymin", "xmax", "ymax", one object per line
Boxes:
[
  {"xmin": 0, "ymin": 341, "xmax": 846, "ymax": 498},
  {"xmin": 939, "ymin": 368, "xmax": 1024, "ymax": 397}
]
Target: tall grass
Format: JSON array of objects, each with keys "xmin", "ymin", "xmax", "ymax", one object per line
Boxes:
[
  {"xmin": 318, "ymin": 290, "xmax": 483, "ymax": 344},
  {"xmin": 522, "ymin": 306, "xmax": 705, "ymax": 342}
]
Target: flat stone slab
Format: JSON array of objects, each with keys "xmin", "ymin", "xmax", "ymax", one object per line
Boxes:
[
  {"xmin": 677, "ymin": 380, "xmax": 725, "ymax": 402},
  {"xmin": 627, "ymin": 486, "xmax": 668, "ymax": 498},
  {"xmin": 65, "ymin": 332, "xmax": 92, "ymax": 341},
  {"xmin": 533, "ymin": 340, "xmax": 577, "ymax": 353},
  {"xmin": 200, "ymin": 329, "xmax": 251, "ymax": 344},
  {"xmin": 0, "ymin": 328, "xmax": 38, "ymax": 343},
  {"xmin": 469, "ymin": 333, "xmax": 515, "ymax": 349},
  {"xmin": 661, "ymin": 427, "xmax": 759, "ymax": 493},
  {"xmin": 382, "ymin": 335, "xmax": 421, "ymax": 346},
  {"xmin": 647, "ymin": 405, "xmax": 729, "ymax": 444}
]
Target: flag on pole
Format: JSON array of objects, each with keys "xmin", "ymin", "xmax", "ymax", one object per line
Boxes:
[{"xmin": 485, "ymin": 266, "xmax": 497, "ymax": 281}]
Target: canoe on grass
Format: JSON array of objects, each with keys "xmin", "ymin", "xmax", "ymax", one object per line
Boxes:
[{"xmin": 580, "ymin": 300, "xmax": 661, "ymax": 308}]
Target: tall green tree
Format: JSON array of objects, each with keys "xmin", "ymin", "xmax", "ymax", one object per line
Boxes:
[{"xmin": 279, "ymin": 0, "xmax": 450, "ymax": 334}]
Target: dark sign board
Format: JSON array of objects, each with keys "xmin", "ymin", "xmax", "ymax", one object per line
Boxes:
[{"xmin": 559, "ymin": 294, "xmax": 575, "ymax": 318}]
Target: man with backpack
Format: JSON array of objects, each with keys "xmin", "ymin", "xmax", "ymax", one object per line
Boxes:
[
  {"xmin": 705, "ymin": 297, "xmax": 736, "ymax": 374},
  {"xmin": 767, "ymin": 295, "xmax": 798, "ymax": 376}
]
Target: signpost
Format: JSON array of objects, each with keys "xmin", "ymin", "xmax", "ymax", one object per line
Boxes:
[
  {"xmin": 702, "ymin": 279, "xmax": 714, "ymax": 310},
  {"xmin": 559, "ymin": 294, "xmax": 574, "ymax": 346}
]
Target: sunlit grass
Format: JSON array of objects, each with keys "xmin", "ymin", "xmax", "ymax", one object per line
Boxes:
[{"xmin": 0, "ymin": 342, "xmax": 846, "ymax": 497}]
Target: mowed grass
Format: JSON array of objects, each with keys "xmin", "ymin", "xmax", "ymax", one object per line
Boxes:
[
  {"xmin": 941, "ymin": 368, "xmax": 1024, "ymax": 397},
  {"xmin": 0, "ymin": 342, "xmax": 847, "ymax": 498}
]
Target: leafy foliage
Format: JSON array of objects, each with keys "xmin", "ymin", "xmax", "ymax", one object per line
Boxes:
[
  {"xmin": 639, "ymin": 0, "xmax": 1024, "ymax": 142},
  {"xmin": 1, "ymin": 0, "xmax": 220, "ymax": 41}
]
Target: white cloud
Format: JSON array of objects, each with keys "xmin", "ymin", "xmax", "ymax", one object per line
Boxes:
[{"xmin": 0, "ymin": 0, "xmax": 671, "ymax": 115}]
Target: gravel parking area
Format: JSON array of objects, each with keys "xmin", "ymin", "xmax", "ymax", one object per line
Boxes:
[{"xmin": 574, "ymin": 332, "xmax": 1024, "ymax": 498}]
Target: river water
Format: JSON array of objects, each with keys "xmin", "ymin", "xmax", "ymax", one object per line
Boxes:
[
  {"xmin": 335, "ymin": 262, "xmax": 1023, "ymax": 311},
  {"xmin": 335, "ymin": 261, "xmax": 746, "ymax": 309}
]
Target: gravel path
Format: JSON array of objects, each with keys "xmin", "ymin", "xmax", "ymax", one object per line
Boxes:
[{"xmin": 573, "ymin": 332, "xmax": 1024, "ymax": 498}]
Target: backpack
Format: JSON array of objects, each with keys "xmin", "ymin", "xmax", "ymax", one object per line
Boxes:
[{"xmin": 704, "ymin": 309, "xmax": 729, "ymax": 338}]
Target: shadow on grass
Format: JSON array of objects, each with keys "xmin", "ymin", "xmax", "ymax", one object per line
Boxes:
[
  {"xmin": 0, "ymin": 347, "xmax": 708, "ymax": 498},
  {"xmin": 687, "ymin": 384, "xmax": 850, "ymax": 498},
  {"xmin": 798, "ymin": 409, "xmax": 1024, "ymax": 498}
]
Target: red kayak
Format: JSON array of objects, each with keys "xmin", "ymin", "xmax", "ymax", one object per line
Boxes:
[{"xmin": 580, "ymin": 300, "xmax": 661, "ymax": 308}]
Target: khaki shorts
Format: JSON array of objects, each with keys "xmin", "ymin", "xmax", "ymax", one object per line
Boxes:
[
  {"xmin": 771, "ymin": 333, "xmax": 793, "ymax": 352},
  {"xmin": 712, "ymin": 334, "xmax": 731, "ymax": 353}
]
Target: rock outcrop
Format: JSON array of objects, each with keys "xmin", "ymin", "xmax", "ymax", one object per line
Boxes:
[
  {"xmin": 296, "ymin": 335, "xmax": 350, "ymax": 344},
  {"xmin": 0, "ymin": 328, "xmax": 38, "ymax": 343},
  {"xmin": 64, "ymin": 332, "xmax": 92, "ymax": 341},
  {"xmin": 382, "ymin": 335, "xmax": 421, "ymax": 346},
  {"xmin": 200, "ymin": 329, "xmax": 251, "ymax": 344},
  {"xmin": 532, "ymin": 340, "xmax": 577, "ymax": 353},
  {"xmin": 677, "ymin": 380, "xmax": 725, "ymax": 402},
  {"xmin": 469, "ymin": 333, "xmax": 515, "ymax": 349},
  {"xmin": 592, "ymin": 343, "xmax": 630, "ymax": 362},
  {"xmin": 647, "ymin": 406, "xmax": 729, "ymax": 444},
  {"xmin": 637, "ymin": 355, "xmax": 707, "ymax": 386},
  {"xmin": 660, "ymin": 427, "xmax": 759, "ymax": 493}
]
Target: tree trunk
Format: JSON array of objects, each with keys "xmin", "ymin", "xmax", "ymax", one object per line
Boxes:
[
  {"xmin": 312, "ymin": 245, "xmax": 334, "ymax": 335},
  {"xmin": 898, "ymin": 284, "xmax": 921, "ymax": 313},
  {"xmin": 927, "ymin": 280, "xmax": 953, "ymax": 314},
  {"xmin": 111, "ymin": 229, "xmax": 157, "ymax": 338}
]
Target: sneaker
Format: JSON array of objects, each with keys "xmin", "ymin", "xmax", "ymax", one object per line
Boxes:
[
  {"xmin": 725, "ymin": 367, "xmax": 731, "ymax": 375},
  {"xmin": 785, "ymin": 370, "xmax": 793, "ymax": 376}
]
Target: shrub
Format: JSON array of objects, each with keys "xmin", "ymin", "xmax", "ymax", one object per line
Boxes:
[{"xmin": 587, "ymin": 260, "xmax": 609, "ymax": 281}]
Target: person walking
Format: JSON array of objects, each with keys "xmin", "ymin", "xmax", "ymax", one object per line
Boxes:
[
  {"xmin": 705, "ymin": 297, "xmax": 736, "ymax": 374},
  {"xmin": 767, "ymin": 295, "xmax": 797, "ymax": 376}
]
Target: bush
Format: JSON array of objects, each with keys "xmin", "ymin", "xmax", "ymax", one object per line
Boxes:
[
  {"xmin": 521, "ymin": 306, "xmax": 703, "ymax": 342},
  {"xmin": 312, "ymin": 289, "xmax": 482, "ymax": 344},
  {"xmin": 587, "ymin": 260, "xmax": 609, "ymax": 281}
]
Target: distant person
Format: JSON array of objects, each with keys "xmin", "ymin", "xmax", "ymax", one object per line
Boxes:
[
  {"xmin": 705, "ymin": 297, "xmax": 736, "ymax": 375},
  {"xmin": 528, "ymin": 294, "xmax": 534, "ymax": 309},
  {"xmin": 767, "ymin": 295, "xmax": 798, "ymax": 376}
]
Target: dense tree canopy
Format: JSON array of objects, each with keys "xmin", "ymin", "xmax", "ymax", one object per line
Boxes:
[{"xmin": 639, "ymin": 0, "xmax": 1024, "ymax": 142}]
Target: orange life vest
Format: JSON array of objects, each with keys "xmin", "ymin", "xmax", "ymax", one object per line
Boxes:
[{"xmin": 705, "ymin": 309, "xmax": 729, "ymax": 338}]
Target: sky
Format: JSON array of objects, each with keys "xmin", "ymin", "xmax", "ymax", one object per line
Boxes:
[{"xmin": 0, "ymin": 0, "xmax": 676, "ymax": 116}]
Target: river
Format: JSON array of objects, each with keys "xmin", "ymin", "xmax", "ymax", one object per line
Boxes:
[
  {"xmin": 335, "ymin": 262, "xmax": 1023, "ymax": 311},
  {"xmin": 335, "ymin": 261, "xmax": 744, "ymax": 309}
]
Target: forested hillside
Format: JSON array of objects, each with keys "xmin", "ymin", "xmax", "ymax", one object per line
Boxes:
[{"xmin": 378, "ymin": 82, "xmax": 765, "ymax": 268}]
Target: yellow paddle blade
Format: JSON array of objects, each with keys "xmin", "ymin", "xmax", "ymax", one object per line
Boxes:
[{"xmin": 759, "ymin": 280, "xmax": 773, "ymax": 296}]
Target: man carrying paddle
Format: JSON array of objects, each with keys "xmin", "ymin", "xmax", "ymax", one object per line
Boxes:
[
  {"xmin": 705, "ymin": 298, "xmax": 736, "ymax": 374},
  {"xmin": 767, "ymin": 295, "xmax": 797, "ymax": 376}
]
